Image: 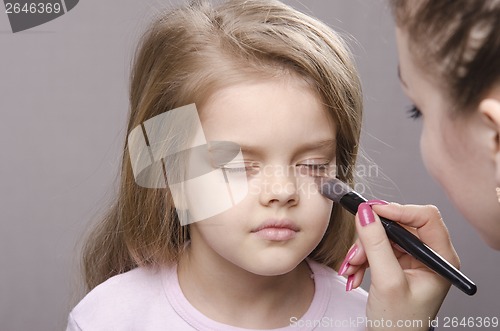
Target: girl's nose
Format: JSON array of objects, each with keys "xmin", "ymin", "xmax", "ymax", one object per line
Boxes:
[{"xmin": 258, "ymin": 165, "xmax": 299, "ymax": 207}]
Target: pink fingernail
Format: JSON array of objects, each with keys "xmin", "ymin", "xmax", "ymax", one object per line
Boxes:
[
  {"xmin": 338, "ymin": 244, "xmax": 358, "ymax": 276},
  {"xmin": 358, "ymin": 202, "xmax": 375, "ymax": 227},
  {"xmin": 366, "ymin": 199, "xmax": 389, "ymax": 206},
  {"xmin": 346, "ymin": 274, "xmax": 354, "ymax": 292}
]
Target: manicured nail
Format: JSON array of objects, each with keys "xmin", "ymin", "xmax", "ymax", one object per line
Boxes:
[
  {"xmin": 366, "ymin": 199, "xmax": 389, "ymax": 206},
  {"xmin": 338, "ymin": 244, "xmax": 358, "ymax": 276},
  {"xmin": 358, "ymin": 202, "xmax": 375, "ymax": 227},
  {"xmin": 346, "ymin": 274, "xmax": 354, "ymax": 292}
]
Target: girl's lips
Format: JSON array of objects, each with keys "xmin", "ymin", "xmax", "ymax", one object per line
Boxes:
[
  {"xmin": 253, "ymin": 227, "xmax": 298, "ymax": 241},
  {"xmin": 251, "ymin": 220, "xmax": 299, "ymax": 241}
]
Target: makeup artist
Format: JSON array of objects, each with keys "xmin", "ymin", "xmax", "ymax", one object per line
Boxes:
[{"xmin": 340, "ymin": 0, "xmax": 500, "ymax": 329}]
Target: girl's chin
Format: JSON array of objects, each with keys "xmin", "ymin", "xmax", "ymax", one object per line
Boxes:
[{"xmin": 236, "ymin": 255, "xmax": 306, "ymax": 277}]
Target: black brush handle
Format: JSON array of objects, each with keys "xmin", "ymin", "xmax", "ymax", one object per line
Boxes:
[
  {"xmin": 339, "ymin": 192, "xmax": 476, "ymax": 296},
  {"xmin": 381, "ymin": 217, "xmax": 476, "ymax": 295}
]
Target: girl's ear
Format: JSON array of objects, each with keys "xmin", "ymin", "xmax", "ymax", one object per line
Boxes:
[{"xmin": 479, "ymin": 98, "xmax": 500, "ymax": 185}]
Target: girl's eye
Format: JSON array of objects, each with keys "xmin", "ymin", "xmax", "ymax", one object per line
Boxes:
[
  {"xmin": 407, "ymin": 105, "xmax": 422, "ymax": 120},
  {"xmin": 296, "ymin": 161, "xmax": 332, "ymax": 177},
  {"xmin": 221, "ymin": 162, "xmax": 259, "ymax": 175}
]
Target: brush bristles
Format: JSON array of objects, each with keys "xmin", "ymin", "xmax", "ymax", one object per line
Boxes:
[{"xmin": 315, "ymin": 177, "xmax": 352, "ymax": 203}]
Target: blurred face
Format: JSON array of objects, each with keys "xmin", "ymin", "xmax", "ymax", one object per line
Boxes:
[
  {"xmin": 396, "ymin": 28, "xmax": 500, "ymax": 248},
  {"xmin": 188, "ymin": 76, "xmax": 336, "ymax": 275}
]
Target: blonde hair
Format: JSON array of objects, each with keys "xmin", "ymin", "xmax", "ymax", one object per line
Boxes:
[{"xmin": 83, "ymin": 0, "xmax": 363, "ymax": 291}]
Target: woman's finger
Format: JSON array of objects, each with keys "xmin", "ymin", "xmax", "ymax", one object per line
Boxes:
[{"xmin": 354, "ymin": 202, "xmax": 407, "ymax": 289}]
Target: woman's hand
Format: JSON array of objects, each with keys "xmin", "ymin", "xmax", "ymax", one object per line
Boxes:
[{"xmin": 339, "ymin": 202, "xmax": 460, "ymax": 331}]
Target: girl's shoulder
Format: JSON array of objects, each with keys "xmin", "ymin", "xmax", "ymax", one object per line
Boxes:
[
  {"xmin": 78, "ymin": 265, "xmax": 167, "ymax": 302},
  {"xmin": 68, "ymin": 265, "xmax": 175, "ymax": 330}
]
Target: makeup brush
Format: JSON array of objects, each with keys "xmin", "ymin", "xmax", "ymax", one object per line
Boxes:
[{"xmin": 316, "ymin": 177, "xmax": 477, "ymax": 296}]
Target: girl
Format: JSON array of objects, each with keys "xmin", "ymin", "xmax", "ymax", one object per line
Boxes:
[{"xmin": 67, "ymin": 0, "xmax": 368, "ymax": 329}]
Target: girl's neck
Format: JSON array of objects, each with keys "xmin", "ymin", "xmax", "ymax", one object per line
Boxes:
[{"xmin": 177, "ymin": 242, "xmax": 315, "ymax": 329}]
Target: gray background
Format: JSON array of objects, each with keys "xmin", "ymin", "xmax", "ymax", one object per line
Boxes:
[{"xmin": 1, "ymin": 1, "xmax": 499, "ymax": 330}]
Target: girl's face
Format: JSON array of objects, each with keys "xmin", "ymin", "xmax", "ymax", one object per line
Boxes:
[
  {"xmin": 187, "ymin": 76, "xmax": 335, "ymax": 275},
  {"xmin": 396, "ymin": 28, "xmax": 500, "ymax": 248}
]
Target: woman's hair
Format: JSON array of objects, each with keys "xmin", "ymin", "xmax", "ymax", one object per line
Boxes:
[
  {"xmin": 389, "ymin": 0, "xmax": 500, "ymax": 114},
  {"xmin": 83, "ymin": 0, "xmax": 362, "ymax": 291}
]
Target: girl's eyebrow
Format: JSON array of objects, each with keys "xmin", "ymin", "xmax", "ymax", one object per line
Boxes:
[
  {"xmin": 295, "ymin": 139, "xmax": 336, "ymax": 155},
  {"xmin": 211, "ymin": 143, "xmax": 262, "ymax": 159},
  {"xmin": 208, "ymin": 139, "xmax": 336, "ymax": 157},
  {"xmin": 245, "ymin": 139, "xmax": 336, "ymax": 157},
  {"xmin": 207, "ymin": 141, "xmax": 260, "ymax": 157}
]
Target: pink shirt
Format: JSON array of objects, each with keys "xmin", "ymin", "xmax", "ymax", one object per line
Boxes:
[{"xmin": 67, "ymin": 259, "xmax": 368, "ymax": 330}]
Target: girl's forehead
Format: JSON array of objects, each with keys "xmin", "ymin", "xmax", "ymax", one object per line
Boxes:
[
  {"xmin": 199, "ymin": 77, "xmax": 327, "ymax": 118},
  {"xmin": 199, "ymin": 72, "xmax": 320, "ymax": 110},
  {"xmin": 198, "ymin": 79, "xmax": 334, "ymax": 142}
]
